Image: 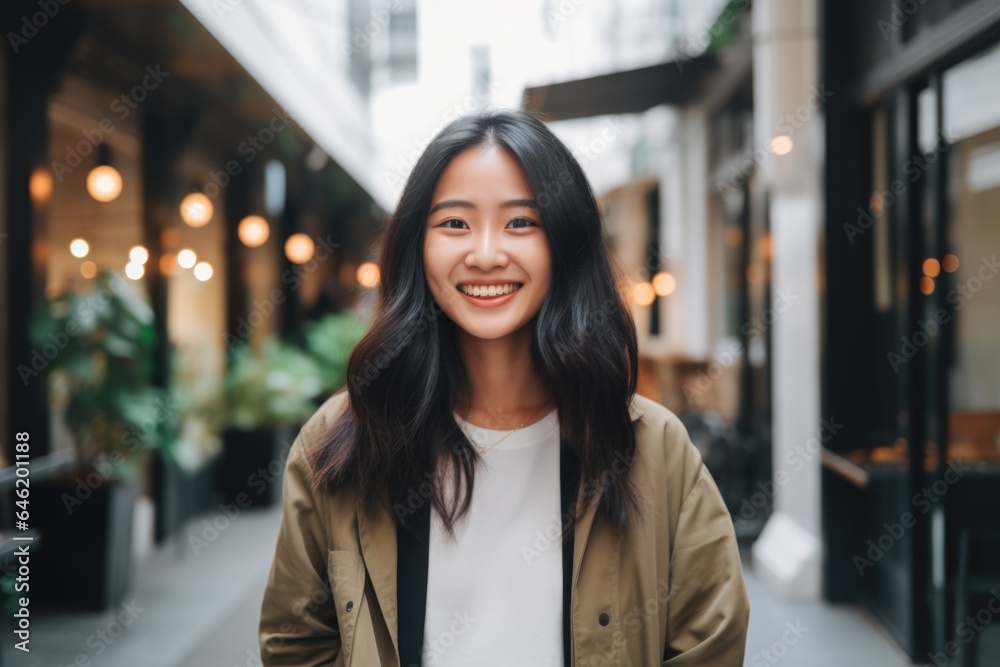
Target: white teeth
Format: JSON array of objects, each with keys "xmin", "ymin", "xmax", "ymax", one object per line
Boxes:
[{"xmin": 458, "ymin": 283, "xmax": 522, "ymax": 297}]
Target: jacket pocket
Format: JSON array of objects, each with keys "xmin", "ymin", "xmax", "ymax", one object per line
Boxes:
[{"xmin": 327, "ymin": 550, "xmax": 367, "ymax": 667}]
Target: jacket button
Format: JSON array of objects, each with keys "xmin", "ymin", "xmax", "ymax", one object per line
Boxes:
[
  {"xmin": 598, "ymin": 612, "xmax": 610, "ymax": 626},
  {"xmin": 346, "ymin": 600, "xmax": 354, "ymax": 612}
]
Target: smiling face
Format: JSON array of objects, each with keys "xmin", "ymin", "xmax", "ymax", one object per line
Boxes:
[{"xmin": 423, "ymin": 143, "xmax": 552, "ymax": 340}]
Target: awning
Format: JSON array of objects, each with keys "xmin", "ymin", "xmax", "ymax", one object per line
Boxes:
[
  {"xmin": 522, "ymin": 53, "xmax": 719, "ymax": 121},
  {"xmin": 69, "ymin": 0, "xmax": 386, "ymax": 212}
]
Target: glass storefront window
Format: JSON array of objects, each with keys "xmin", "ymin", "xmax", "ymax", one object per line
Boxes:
[
  {"xmin": 937, "ymin": 38, "xmax": 1000, "ymax": 661},
  {"xmin": 943, "ymin": 41, "xmax": 1000, "ymax": 466}
]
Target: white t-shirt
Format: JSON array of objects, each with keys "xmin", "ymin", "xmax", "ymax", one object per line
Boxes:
[{"xmin": 421, "ymin": 407, "xmax": 564, "ymax": 667}]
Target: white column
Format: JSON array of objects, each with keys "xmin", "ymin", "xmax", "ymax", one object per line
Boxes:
[
  {"xmin": 749, "ymin": 0, "xmax": 824, "ymax": 601},
  {"xmin": 660, "ymin": 108, "xmax": 711, "ymax": 358},
  {"xmin": 681, "ymin": 109, "xmax": 710, "ymax": 360},
  {"xmin": 660, "ymin": 109, "xmax": 685, "ymax": 349}
]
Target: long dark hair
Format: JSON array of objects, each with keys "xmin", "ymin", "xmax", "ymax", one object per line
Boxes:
[{"xmin": 308, "ymin": 108, "xmax": 645, "ymax": 544}]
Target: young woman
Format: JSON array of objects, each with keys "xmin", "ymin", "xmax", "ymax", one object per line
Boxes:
[{"xmin": 259, "ymin": 108, "xmax": 750, "ymax": 666}]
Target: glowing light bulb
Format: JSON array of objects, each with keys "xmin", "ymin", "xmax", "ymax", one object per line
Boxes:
[
  {"xmin": 177, "ymin": 248, "xmax": 197, "ymax": 269},
  {"xmin": 125, "ymin": 261, "xmax": 145, "ymax": 280},
  {"xmin": 193, "ymin": 261, "xmax": 213, "ymax": 281},
  {"xmin": 86, "ymin": 165, "xmax": 123, "ymax": 202},
  {"xmin": 357, "ymin": 262, "xmax": 380, "ymax": 288},
  {"xmin": 180, "ymin": 192, "xmax": 214, "ymax": 227},
  {"xmin": 769, "ymin": 135, "xmax": 793, "ymax": 156},
  {"xmin": 70, "ymin": 239, "xmax": 90, "ymax": 258},
  {"xmin": 652, "ymin": 272, "xmax": 676, "ymax": 296},
  {"xmin": 238, "ymin": 216, "xmax": 269, "ymax": 248},
  {"xmin": 285, "ymin": 233, "xmax": 315, "ymax": 264}
]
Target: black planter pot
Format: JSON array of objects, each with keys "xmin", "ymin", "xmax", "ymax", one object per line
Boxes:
[
  {"xmin": 218, "ymin": 426, "xmax": 295, "ymax": 509},
  {"xmin": 31, "ymin": 475, "xmax": 139, "ymax": 611},
  {"xmin": 153, "ymin": 452, "xmax": 223, "ymax": 544}
]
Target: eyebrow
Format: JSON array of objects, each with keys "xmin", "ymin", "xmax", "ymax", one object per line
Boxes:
[{"xmin": 428, "ymin": 198, "xmax": 540, "ymax": 215}]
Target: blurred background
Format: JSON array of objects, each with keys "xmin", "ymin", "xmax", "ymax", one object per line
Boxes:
[{"xmin": 1, "ymin": 0, "xmax": 999, "ymax": 665}]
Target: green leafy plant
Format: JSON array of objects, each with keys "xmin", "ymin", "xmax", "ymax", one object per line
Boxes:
[
  {"xmin": 27, "ymin": 270, "xmax": 176, "ymax": 483},
  {"xmin": 303, "ymin": 311, "xmax": 368, "ymax": 393},
  {"xmin": 224, "ymin": 335, "xmax": 324, "ymax": 431},
  {"xmin": 165, "ymin": 343, "xmax": 226, "ymax": 472}
]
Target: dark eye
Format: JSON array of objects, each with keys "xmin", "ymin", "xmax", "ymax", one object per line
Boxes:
[
  {"xmin": 439, "ymin": 218, "xmax": 468, "ymax": 229},
  {"xmin": 508, "ymin": 218, "xmax": 538, "ymax": 229}
]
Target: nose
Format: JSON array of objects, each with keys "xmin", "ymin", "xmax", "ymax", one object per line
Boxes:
[{"xmin": 465, "ymin": 224, "xmax": 508, "ymax": 271}]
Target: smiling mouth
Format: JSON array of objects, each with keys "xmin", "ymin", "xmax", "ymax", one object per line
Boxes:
[{"xmin": 456, "ymin": 283, "xmax": 524, "ymax": 299}]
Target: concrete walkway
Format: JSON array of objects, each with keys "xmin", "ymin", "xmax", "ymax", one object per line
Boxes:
[
  {"xmin": 5, "ymin": 505, "xmax": 928, "ymax": 666},
  {"xmin": 738, "ymin": 543, "xmax": 918, "ymax": 666}
]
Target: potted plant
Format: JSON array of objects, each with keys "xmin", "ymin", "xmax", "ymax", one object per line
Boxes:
[
  {"xmin": 26, "ymin": 270, "xmax": 177, "ymax": 611},
  {"xmin": 303, "ymin": 311, "xmax": 368, "ymax": 393},
  {"xmin": 219, "ymin": 335, "xmax": 323, "ymax": 508},
  {"xmin": 152, "ymin": 344, "xmax": 227, "ymax": 544}
]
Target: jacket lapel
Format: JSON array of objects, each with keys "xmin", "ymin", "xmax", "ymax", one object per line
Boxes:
[
  {"xmin": 357, "ymin": 496, "xmax": 400, "ymax": 665},
  {"xmin": 572, "ymin": 399, "xmax": 643, "ymax": 591}
]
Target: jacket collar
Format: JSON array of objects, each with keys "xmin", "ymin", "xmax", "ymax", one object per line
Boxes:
[{"xmin": 356, "ymin": 398, "xmax": 645, "ymax": 665}]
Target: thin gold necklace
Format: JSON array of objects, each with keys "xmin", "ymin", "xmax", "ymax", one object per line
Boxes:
[{"xmin": 462, "ymin": 397, "xmax": 553, "ymax": 455}]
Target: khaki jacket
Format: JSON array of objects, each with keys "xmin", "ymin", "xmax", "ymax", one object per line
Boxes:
[{"xmin": 259, "ymin": 390, "xmax": 750, "ymax": 666}]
